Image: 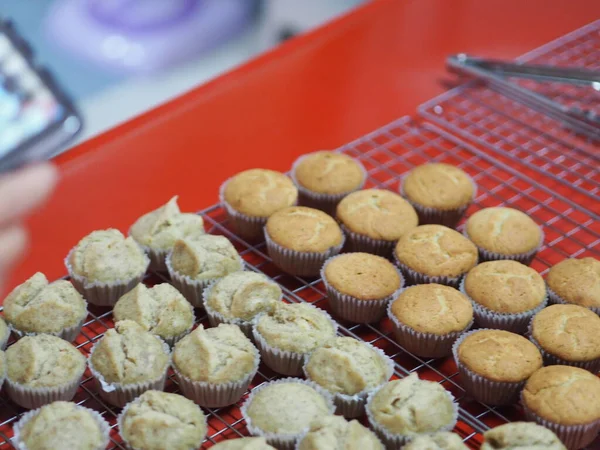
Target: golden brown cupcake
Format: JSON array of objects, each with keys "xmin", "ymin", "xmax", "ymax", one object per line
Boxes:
[
  {"xmin": 297, "ymin": 415, "xmax": 384, "ymax": 450},
  {"xmin": 481, "ymin": 422, "xmax": 566, "ymax": 450},
  {"xmin": 388, "ymin": 284, "xmax": 473, "ymax": 358},
  {"xmin": 546, "ymin": 257, "xmax": 600, "ymax": 313},
  {"xmin": 221, "ymin": 168, "xmax": 298, "ymax": 240},
  {"xmin": 453, "ymin": 329, "xmax": 542, "ymax": 405},
  {"xmin": 522, "ymin": 365, "xmax": 600, "ymax": 449},
  {"xmin": 529, "ymin": 304, "xmax": 600, "ymax": 372},
  {"xmin": 321, "ymin": 252, "xmax": 403, "ymax": 323},
  {"xmin": 394, "ymin": 225, "xmax": 478, "ymax": 287},
  {"xmin": 265, "ymin": 206, "xmax": 344, "ymax": 277},
  {"xmin": 401, "ymin": 163, "xmax": 476, "ymax": 228},
  {"xmin": 465, "ymin": 207, "xmax": 542, "ymax": 264},
  {"xmin": 291, "ymin": 151, "xmax": 366, "ymax": 215},
  {"xmin": 461, "ymin": 260, "xmax": 546, "ymax": 333},
  {"xmin": 336, "ymin": 189, "xmax": 418, "ymax": 256}
]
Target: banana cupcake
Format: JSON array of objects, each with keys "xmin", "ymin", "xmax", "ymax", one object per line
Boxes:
[
  {"xmin": 88, "ymin": 320, "xmax": 170, "ymax": 407},
  {"xmin": 3, "ymin": 272, "xmax": 87, "ymax": 342},
  {"xmin": 241, "ymin": 378, "xmax": 335, "ymax": 450},
  {"xmin": 480, "ymin": 422, "xmax": 566, "ymax": 450},
  {"xmin": 253, "ymin": 302, "xmax": 337, "ymax": 376},
  {"xmin": 321, "ymin": 252, "xmax": 403, "ymax": 323},
  {"xmin": 461, "ymin": 260, "xmax": 547, "ymax": 333},
  {"xmin": 400, "ymin": 163, "xmax": 476, "ymax": 227},
  {"xmin": 118, "ymin": 390, "xmax": 207, "ymax": 450},
  {"xmin": 529, "ymin": 304, "xmax": 600, "ymax": 373},
  {"xmin": 465, "ymin": 207, "xmax": 543, "ymax": 264},
  {"xmin": 335, "ymin": 189, "xmax": 418, "ymax": 257},
  {"xmin": 212, "ymin": 438, "xmax": 276, "ymax": 450},
  {"xmin": 0, "ymin": 350, "xmax": 5, "ymax": 391},
  {"xmin": 221, "ymin": 168, "xmax": 298, "ymax": 240},
  {"xmin": 166, "ymin": 234, "xmax": 244, "ymax": 307},
  {"xmin": 403, "ymin": 432, "xmax": 468, "ymax": 450},
  {"xmin": 113, "ymin": 283, "xmax": 195, "ymax": 346},
  {"xmin": 13, "ymin": 401, "xmax": 110, "ymax": 450},
  {"xmin": 0, "ymin": 314, "xmax": 10, "ymax": 350},
  {"xmin": 265, "ymin": 206, "xmax": 344, "ymax": 277},
  {"xmin": 303, "ymin": 336, "xmax": 394, "ymax": 418},
  {"xmin": 546, "ymin": 257, "xmax": 600, "ymax": 314},
  {"xmin": 172, "ymin": 323, "xmax": 259, "ymax": 408},
  {"xmin": 522, "ymin": 365, "xmax": 600, "ymax": 450},
  {"xmin": 366, "ymin": 374, "xmax": 458, "ymax": 448},
  {"xmin": 65, "ymin": 229, "xmax": 150, "ymax": 306},
  {"xmin": 129, "ymin": 196, "xmax": 205, "ymax": 271},
  {"xmin": 5, "ymin": 334, "xmax": 86, "ymax": 409},
  {"xmin": 453, "ymin": 329, "xmax": 542, "ymax": 405},
  {"xmin": 394, "ymin": 225, "xmax": 478, "ymax": 287},
  {"xmin": 203, "ymin": 271, "xmax": 282, "ymax": 336},
  {"xmin": 388, "ymin": 284, "xmax": 473, "ymax": 358},
  {"xmin": 296, "ymin": 415, "xmax": 384, "ymax": 450},
  {"xmin": 291, "ymin": 151, "xmax": 366, "ymax": 215}
]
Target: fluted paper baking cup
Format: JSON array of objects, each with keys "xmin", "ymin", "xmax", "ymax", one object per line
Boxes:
[
  {"xmin": 302, "ymin": 341, "xmax": 394, "ymax": 419},
  {"xmin": 393, "ymin": 254, "xmax": 465, "ymax": 288},
  {"xmin": 521, "ymin": 394, "xmax": 600, "ymax": 450},
  {"xmin": 321, "ymin": 255, "xmax": 404, "ymax": 324},
  {"xmin": 65, "ymin": 250, "xmax": 149, "ymax": 307},
  {"xmin": 139, "ymin": 245, "xmax": 169, "ymax": 273},
  {"xmin": 339, "ymin": 224, "xmax": 396, "ymax": 257},
  {"xmin": 9, "ymin": 311, "xmax": 87, "ymax": 344},
  {"xmin": 365, "ymin": 383, "xmax": 459, "ymax": 449},
  {"xmin": 264, "ymin": 228, "xmax": 345, "ymax": 278},
  {"xmin": 463, "ymin": 228, "xmax": 544, "ymax": 266},
  {"xmin": 547, "ymin": 286, "xmax": 600, "ymax": 316},
  {"xmin": 13, "ymin": 403, "xmax": 111, "ymax": 450},
  {"xmin": 88, "ymin": 336, "xmax": 171, "ymax": 408},
  {"xmin": 387, "ymin": 299, "xmax": 473, "ymax": 358},
  {"xmin": 460, "ymin": 276, "xmax": 547, "ymax": 334},
  {"xmin": 6, "ymin": 367, "xmax": 84, "ymax": 409},
  {"xmin": 240, "ymin": 377, "xmax": 335, "ymax": 450}
]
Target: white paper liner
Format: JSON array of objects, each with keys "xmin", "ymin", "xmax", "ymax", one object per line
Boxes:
[
  {"xmin": 302, "ymin": 340, "xmax": 394, "ymax": 419},
  {"xmin": 459, "ymin": 276, "xmax": 547, "ymax": 334},
  {"xmin": 13, "ymin": 403, "xmax": 111, "ymax": 450},
  {"xmin": 452, "ymin": 329, "xmax": 529, "ymax": 406},
  {"xmin": 320, "ymin": 254, "xmax": 405, "ymax": 324},
  {"xmin": 547, "ymin": 286, "xmax": 600, "ymax": 316},
  {"xmin": 463, "ymin": 227, "xmax": 544, "ymax": 266},
  {"xmin": 65, "ymin": 249, "xmax": 150, "ymax": 307},
  {"xmin": 339, "ymin": 223, "xmax": 397, "ymax": 257},
  {"xmin": 165, "ymin": 251, "xmax": 245, "ymax": 308},
  {"xmin": 291, "ymin": 153, "xmax": 367, "ymax": 216},
  {"xmin": 365, "ymin": 381, "xmax": 459, "ymax": 448},
  {"xmin": 88, "ymin": 336, "xmax": 171, "ymax": 408},
  {"xmin": 264, "ymin": 228, "xmax": 345, "ymax": 278},
  {"xmin": 521, "ymin": 393, "xmax": 600, "ymax": 450},
  {"xmin": 117, "ymin": 391, "xmax": 208, "ymax": 450},
  {"xmin": 173, "ymin": 345, "xmax": 259, "ymax": 408},
  {"xmin": 252, "ymin": 305, "xmax": 339, "ymax": 376},
  {"xmin": 240, "ymin": 377, "xmax": 336, "ymax": 450},
  {"xmin": 393, "ymin": 253, "xmax": 466, "ymax": 288},
  {"xmin": 9, "ymin": 310, "xmax": 87, "ymax": 343},
  {"xmin": 387, "ymin": 298, "xmax": 473, "ymax": 358},
  {"xmin": 138, "ymin": 244, "xmax": 169, "ymax": 273}
]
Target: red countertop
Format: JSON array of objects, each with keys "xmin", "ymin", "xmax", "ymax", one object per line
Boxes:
[{"xmin": 6, "ymin": 0, "xmax": 600, "ymax": 294}]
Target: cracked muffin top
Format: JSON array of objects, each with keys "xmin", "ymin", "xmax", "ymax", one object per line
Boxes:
[
  {"xmin": 367, "ymin": 374, "xmax": 456, "ymax": 436},
  {"xmin": 211, "ymin": 437, "xmax": 276, "ymax": 450},
  {"xmin": 129, "ymin": 196, "xmax": 205, "ymax": 250},
  {"xmin": 403, "ymin": 432, "xmax": 468, "ymax": 450},
  {"xmin": 546, "ymin": 257, "xmax": 600, "ymax": 308},
  {"xmin": 394, "ymin": 225, "xmax": 478, "ymax": 277},
  {"xmin": 297, "ymin": 415, "xmax": 383, "ymax": 450},
  {"xmin": 293, "ymin": 151, "xmax": 365, "ymax": 195},
  {"xmin": 120, "ymin": 390, "xmax": 207, "ymax": 450},
  {"xmin": 481, "ymin": 422, "xmax": 566, "ymax": 450},
  {"xmin": 6, "ymin": 334, "xmax": 85, "ymax": 388},
  {"xmin": 265, "ymin": 206, "xmax": 343, "ymax": 253},
  {"xmin": 90, "ymin": 320, "xmax": 169, "ymax": 385}
]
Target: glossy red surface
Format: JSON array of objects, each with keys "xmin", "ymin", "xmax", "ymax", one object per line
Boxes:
[{"xmin": 7, "ymin": 0, "xmax": 600, "ymax": 293}]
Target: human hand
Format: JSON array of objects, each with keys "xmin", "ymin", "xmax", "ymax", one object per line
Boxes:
[{"xmin": 0, "ymin": 163, "xmax": 58, "ymax": 291}]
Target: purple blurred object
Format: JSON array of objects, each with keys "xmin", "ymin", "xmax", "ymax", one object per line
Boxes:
[{"xmin": 45, "ymin": 0, "xmax": 255, "ymax": 74}]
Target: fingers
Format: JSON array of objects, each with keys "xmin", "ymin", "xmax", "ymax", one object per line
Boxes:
[
  {"xmin": 0, "ymin": 225, "xmax": 27, "ymax": 274},
  {"xmin": 0, "ymin": 163, "xmax": 59, "ymax": 227}
]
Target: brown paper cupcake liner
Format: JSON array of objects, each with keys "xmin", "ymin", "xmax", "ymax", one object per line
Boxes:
[
  {"xmin": 65, "ymin": 250, "xmax": 149, "ymax": 307},
  {"xmin": 393, "ymin": 254, "xmax": 465, "ymax": 288},
  {"xmin": 173, "ymin": 346, "xmax": 259, "ymax": 408},
  {"xmin": 460, "ymin": 276, "xmax": 547, "ymax": 334},
  {"xmin": 547, "ymin": 286, "xmax": 600, "ymax": 316},
  {"xmin": 452, "ymin": 329, "xmax": 525, "ymax": 406},
  {"xmin": 321, "ymin": 255, "xmax": 404, "ymax": 323},
  {"xmin": 241, "ymin": 377, "xmax": 335, "ymax": 450},
  {"xmin": 13, "ymin": 403, "xmax": 111, "ymax": 450},
  {"xmin": 252, "ymin": 306, "xmax": 339, "ymax": 376},
  {"xmin": 365, "ymin": 383, "xmax": 459, "ymax": 448},
  {"xmin": 339, "ymin": 224, "xmax": 396, "ymax": 258},
  {"xmin": 264, "ymin": 228, "xmax": 345, "ymax": 278},
  {"xmin": 521, "ymin": 394, "xmax": 600, "ymax": 450},
  {"xmin": 302, "ymin": 342, "xmax": 394, "ymax": 419},
  {"xmin": 6, "ymin": 368, "xmax": 84, "ymax": 409},
  {"xmin": 88, "ymin": 337, "xmax": 171, "ymax": 408},
  {"xmin": 463, "ymin": 228, "xmax": 544, "ymax": 266},
  {"xmin": 291, "ymin": 153, "xmax": 367, "ymax": 216},
  {"xmin": 387, "ymin": 299, "xmax": 473, "ymax": 358},
  {"xmin": 9, "ymin": 312, "xmax": 87, "ymax": 343}
]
